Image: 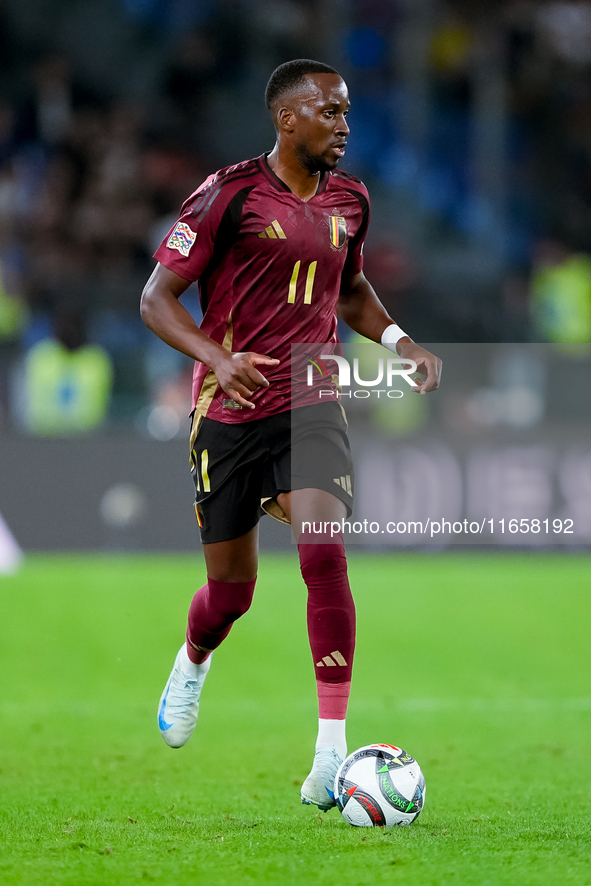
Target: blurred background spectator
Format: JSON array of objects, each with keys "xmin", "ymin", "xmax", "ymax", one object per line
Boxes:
[
  {"xmin": 0, "ymin": 0, "xmax": 591, "ymax": 440},
  {"xmin": 13, "ymin": 305, "xmax": 113, "ymax": 436},
  {"xmin": 530, "ymin": 237, "xmax": 591, "ymax": 342}
]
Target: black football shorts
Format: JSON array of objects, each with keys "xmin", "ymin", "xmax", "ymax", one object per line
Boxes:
[{"xmin": 189, "ymin": 401, "xmax": 354, "ymax": 544}]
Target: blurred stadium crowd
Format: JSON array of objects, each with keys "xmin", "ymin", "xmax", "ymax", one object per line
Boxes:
[{"xmin": 1, "ymin": 0, "xmax": 591, "ymax": 438}]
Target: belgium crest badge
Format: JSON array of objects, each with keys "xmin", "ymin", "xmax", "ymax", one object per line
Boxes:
[{"xmin": 329, "ymin": 215, "xmax": 347, "ymax": 249}]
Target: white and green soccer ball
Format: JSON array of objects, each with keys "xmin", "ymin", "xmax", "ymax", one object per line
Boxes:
[{"xmin": 334, "ymin": 744, "xmax": 426, "ymax": 827}]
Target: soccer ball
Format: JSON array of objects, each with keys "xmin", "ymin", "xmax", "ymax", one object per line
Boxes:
[{"xmin": 334, "ymin": 744, "xmax": 426, "ymax": 827}]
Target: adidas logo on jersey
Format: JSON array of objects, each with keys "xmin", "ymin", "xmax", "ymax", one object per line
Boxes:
[
  {"xmin": 316, "ymin": 650, "xmax": 348, "ymax": 668},
  {"xmin": 258, "ymin": 219, "xmax": 287, "ymax": 239}
]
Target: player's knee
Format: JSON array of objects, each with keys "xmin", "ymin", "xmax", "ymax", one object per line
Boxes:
[{"xmin": 298, "ymin": 540, "xmax": 347, "ymax": 584}]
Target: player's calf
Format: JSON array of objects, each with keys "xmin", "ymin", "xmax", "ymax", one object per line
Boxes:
[{"xmin": 186, "ymin": 577, "xmax": 256, "ymax": 663}]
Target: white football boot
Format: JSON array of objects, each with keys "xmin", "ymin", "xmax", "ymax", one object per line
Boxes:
[
  {"xmin": 301, "ymin": 746, "xmax": 343, "ymax": 811},
  {"xmin": 157, "ymin": 645, "xmax": 212, "ymax": 748}
]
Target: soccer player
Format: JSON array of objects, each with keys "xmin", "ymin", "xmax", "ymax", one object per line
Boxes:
[{"xmin": 141, "ymin": 59, "xmax": 441, "ymax": 811}]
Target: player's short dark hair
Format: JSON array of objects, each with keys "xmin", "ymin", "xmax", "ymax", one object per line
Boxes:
[{"xmin": 265, "ymin": 59, "xmax": 340, "ymax": 111}]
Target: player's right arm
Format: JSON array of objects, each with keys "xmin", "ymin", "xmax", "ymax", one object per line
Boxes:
[{"xmin": 140, "ymin": 263, "xmax": 278, "ymax": 410}]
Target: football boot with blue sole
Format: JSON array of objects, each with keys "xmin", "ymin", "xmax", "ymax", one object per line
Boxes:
[
  {"xmin": 158, "ymin": 645, "xmax": 211, "ymax": 748},
  {"xmin": 301, "ymin": 746, "xmax": 343, "ymax": 811}
]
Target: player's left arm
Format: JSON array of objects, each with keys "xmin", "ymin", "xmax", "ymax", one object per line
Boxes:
[{"xmin": 337, "ymin": 270, "xmax": 442, "ymax": 394}]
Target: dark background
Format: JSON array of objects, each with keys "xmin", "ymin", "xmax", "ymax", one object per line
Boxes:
[{"xmin": 1, "ymin": 0, "xmax": 590, "ymax": 550}]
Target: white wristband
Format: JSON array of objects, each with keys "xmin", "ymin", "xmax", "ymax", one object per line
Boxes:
[{"xmin": 380, "ymin": 323, "xmax": 410, "ymax": 355}]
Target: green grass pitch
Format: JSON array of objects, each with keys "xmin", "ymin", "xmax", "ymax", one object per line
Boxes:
[{"xmin": 1, "ymin": 552, "xmax": 591, "ymax": 886}]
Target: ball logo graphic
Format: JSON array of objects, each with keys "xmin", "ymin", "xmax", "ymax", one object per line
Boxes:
[{"xmin": 334, "ymin": 744, "xmax": 426, "ymax": 827}]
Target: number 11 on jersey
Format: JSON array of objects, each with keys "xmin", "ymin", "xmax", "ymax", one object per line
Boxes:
[{"xmin": 287, "ymin": 260, "xmax": 317, "ymax": 304}]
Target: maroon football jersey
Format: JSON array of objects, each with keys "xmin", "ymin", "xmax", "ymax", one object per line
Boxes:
[{"xmin": 154, "ymin": 154, "xmax": 369, "ymax": 423}]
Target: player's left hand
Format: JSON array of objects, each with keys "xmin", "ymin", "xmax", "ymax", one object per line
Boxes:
[{"xmin": 396, "ymin": 341, "xmax": 442, "ymax": 394}]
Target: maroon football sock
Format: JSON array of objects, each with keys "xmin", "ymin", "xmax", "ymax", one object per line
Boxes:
[
  {"xmin": 186, "ymin": 577, "xmax": 256, "ymax": 664},
  {"xmin": 298, "ymin": 532, "xmax": 355, "ymax": 720}
]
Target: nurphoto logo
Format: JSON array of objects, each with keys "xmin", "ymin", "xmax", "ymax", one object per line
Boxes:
[{"xmin": 305, "ymin": 354, "xmax": 418, "ymax": 400}]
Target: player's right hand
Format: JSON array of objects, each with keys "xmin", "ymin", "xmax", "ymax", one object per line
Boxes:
[{"xmin": 211, "ymin": 351, "xmax": 280, "ymax": 410}]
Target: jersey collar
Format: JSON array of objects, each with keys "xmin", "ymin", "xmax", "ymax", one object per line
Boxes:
[{"xmin": 259, "ymin": 153, "xmax": 329, "ymax": 198}]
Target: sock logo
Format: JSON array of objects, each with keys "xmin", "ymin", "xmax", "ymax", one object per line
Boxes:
[{"xmin": 316, "ymin": 650, "xmax": 348, "ymax": 667}]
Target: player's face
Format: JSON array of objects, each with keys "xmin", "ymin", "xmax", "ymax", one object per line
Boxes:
[{"xmin": 292, "ymin": 74, "xmax": 350, "ymax": 174}]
